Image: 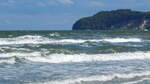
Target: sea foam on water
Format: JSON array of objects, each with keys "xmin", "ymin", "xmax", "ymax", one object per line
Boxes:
[
  {"xmin": 0, "ymin": 35, "xmax": 144, "ymax": 45},
  {"xmin": 31, "ymin": 71, "xmax": 150, "ymax": 84},
  {"xmin": 0, "ymin": 51, "xmax": 150, "ymax": 64}
]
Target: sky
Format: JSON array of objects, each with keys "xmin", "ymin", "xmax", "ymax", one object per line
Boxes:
[{"xmin": 0, "ymin": 0, "xmax": 150, "ymax": 30}]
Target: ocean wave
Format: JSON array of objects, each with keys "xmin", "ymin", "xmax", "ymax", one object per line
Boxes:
[
  {"xmin": 0, "ymin": 52, "xmax": 41, "ymax": 58},
  {"xmin": 49, "ymin": 32, "xmax": 60, "ymax": 37},
  {"xmin": 102, "ymin": 38, "xmax": 142, "ymax": 43},
  {"xmin": 0, "ymin": 47, "xmax": 31, "ymax": 52},
  {"xmin": 25, "ymin": 52, "xmax": 150, "ymax": 63},
  {"xmin": 0, "ymin": 58, "xmax": 16, "ymax": 64},
  {"xmin": 0, "ymin": 35, "xmax": 144, "ymax": 45},
  {"xmin": 31, "ymin": 71, "xmax": 150, "ymax": 84},
  {"xmin": 0, "ymin": 35, "xmax": 50, "ymax": 45},
  {"xmin": 122, "ymin": 78, "xmax": 150, "ymax": 84},
  {"xmin": 0, "ymin": 52, "xmax": 41, "ymax": 64},
  {"xmin": 0, "ymin": 52, "xmax": 150, "ymax": 64}
]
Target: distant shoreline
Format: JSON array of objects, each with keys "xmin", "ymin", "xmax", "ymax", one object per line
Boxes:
[{"xmin": 73, "ymin": 9, "xmax": 150, "ymax": 30}]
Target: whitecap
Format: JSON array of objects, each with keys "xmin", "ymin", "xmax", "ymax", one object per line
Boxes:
[
  {"xmin": 24, "ymin": 52, "xmax": 150, "ymax": 63},
  {"xmin": 0, "ymin": 52, "xmax": 41, "ymax": 58},
  {"xmin": 49, "ymin": 32, "xmax": 60, "ymax": 37},
  {"xmin": 0, "ymin": 35, "xmax": 144, "ymax": 45},
  {"xmin": 103, "ymin": 38, "xmax": 142, "ymax": 43},
  {"xmin": 0, "ymin": 51, "xmax": 150, "ymax": 63},
  {"xmin": 0, "ymin": 58, "xmax": 16, "ymax": 64},
  {"xmin": 122, "ymin": 77, "xmax": 150, "ymax": 84},
  {"xmin": 31, "ymin": 71, "xmax": 150, "ymax": 84}
]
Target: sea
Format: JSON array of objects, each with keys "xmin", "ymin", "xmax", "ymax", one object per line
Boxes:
[{"xmin": 0, "ymin": 30, "xmax": 150, "ymax": 84}]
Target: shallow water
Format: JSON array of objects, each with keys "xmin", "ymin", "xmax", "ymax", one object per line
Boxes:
[{"xmin": 0, "ymin": 30, "xmax": 150, "ymax": 84}]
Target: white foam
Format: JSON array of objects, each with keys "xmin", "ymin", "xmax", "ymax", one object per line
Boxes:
[
  {"xmin": 0, "ymin": 52, "xmax": 41, "ymax": 58},
  {"xmin": 0, "ymin": 52, "xmax": 41, "ymax": 64},
  {"xmin": 0, "ymin": 35, "xmax": 143, "ymax": 45},
  {"xmin": 0, "ymin": 51, "xmax": 150, "ymax": 63},
  {"xmin": 122, "ymin": 78, "xmax": 150, "ymax": 84},
  {"xmin": 49, "ymin": 32, "xmax": 60, "ymax": 37},
  {"xmin": 50, "ymin": 38, "xmax": 142, "ymax": 44},
  {"xmin": 31, "ymin": 71, "xmax": 150, "ymax": 84},
  {"xmin": 0, "ymin": 50, "xmax": 150, "ymax": 64},
  {"xmin": 24, "ymin": 52, "xmax": 150, "ymax": 63},
  {"xmin": 0, "ymin": 58, "xmax": 16, "ymax": 64},
  {"xmin": 103, "ymin": 38, "xmax": 142, "ymax": 43},
  {"xmin": 0, "ymin": 47, "xmax": 31, "ymax": 51},
  {"xmin": 0, "ymin": 35, "xmax": 50, "ymax": 45}
]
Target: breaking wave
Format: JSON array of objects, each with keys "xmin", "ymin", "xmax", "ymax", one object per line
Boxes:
[
  {"xmin": 49, "ymin": 32, "xmax": 60, "ymax": 37},
  {"xmin": 122, "ymin": 78, "xmax": 150, "ymax": 84},
  {"xmin": 0, "ymin": 52, "xmax": 41, "ymax": 64},
  {"xmin": 0, "ymin": 35, "xmax": 144, "ymax": 45},
  {"xmin": 25, "ymin": 52, "xmax": 150, "ymax": 63},
  {"xmin": 0, "ymin": 51, "xmax": 150, "ymax": 64},
  {"xmin": 0, "ymin": 58, "xmax": 16, "ymax": 64},
  {"xmin": 31, "ymin": 71, "xmax": 150, "ymax": 84}
]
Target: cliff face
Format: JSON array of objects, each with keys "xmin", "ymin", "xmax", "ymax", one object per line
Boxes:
[{"xmin": 73, "ymin": 9, "xmax": 150, "ymax": 30}]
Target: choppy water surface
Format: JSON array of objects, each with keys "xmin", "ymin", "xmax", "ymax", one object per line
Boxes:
[{"xmin": 0, "ymin": 30, "xmax": 150, "ymax": 84}]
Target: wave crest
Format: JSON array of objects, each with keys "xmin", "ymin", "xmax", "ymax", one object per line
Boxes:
[
  {"xmin": 0, "ymin": 35, "xmax": 144, "ymax": 45},
  {"xmin": 31, "ymin": 71, "xmax": 150, "ymax": 84},
  {"xmin": 0, "ymin": 52, "xmax": 150, "ymax": 63}
]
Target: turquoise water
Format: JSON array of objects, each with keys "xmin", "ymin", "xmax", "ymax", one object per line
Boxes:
[{"xmin": 0, "ymin": 30, "xmax": 150, "ymax": 84}]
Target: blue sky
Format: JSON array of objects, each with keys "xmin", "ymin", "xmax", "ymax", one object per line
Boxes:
[{"xmin": 0, "ymin": 0, "xmax": 150, "ymax": 30}]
